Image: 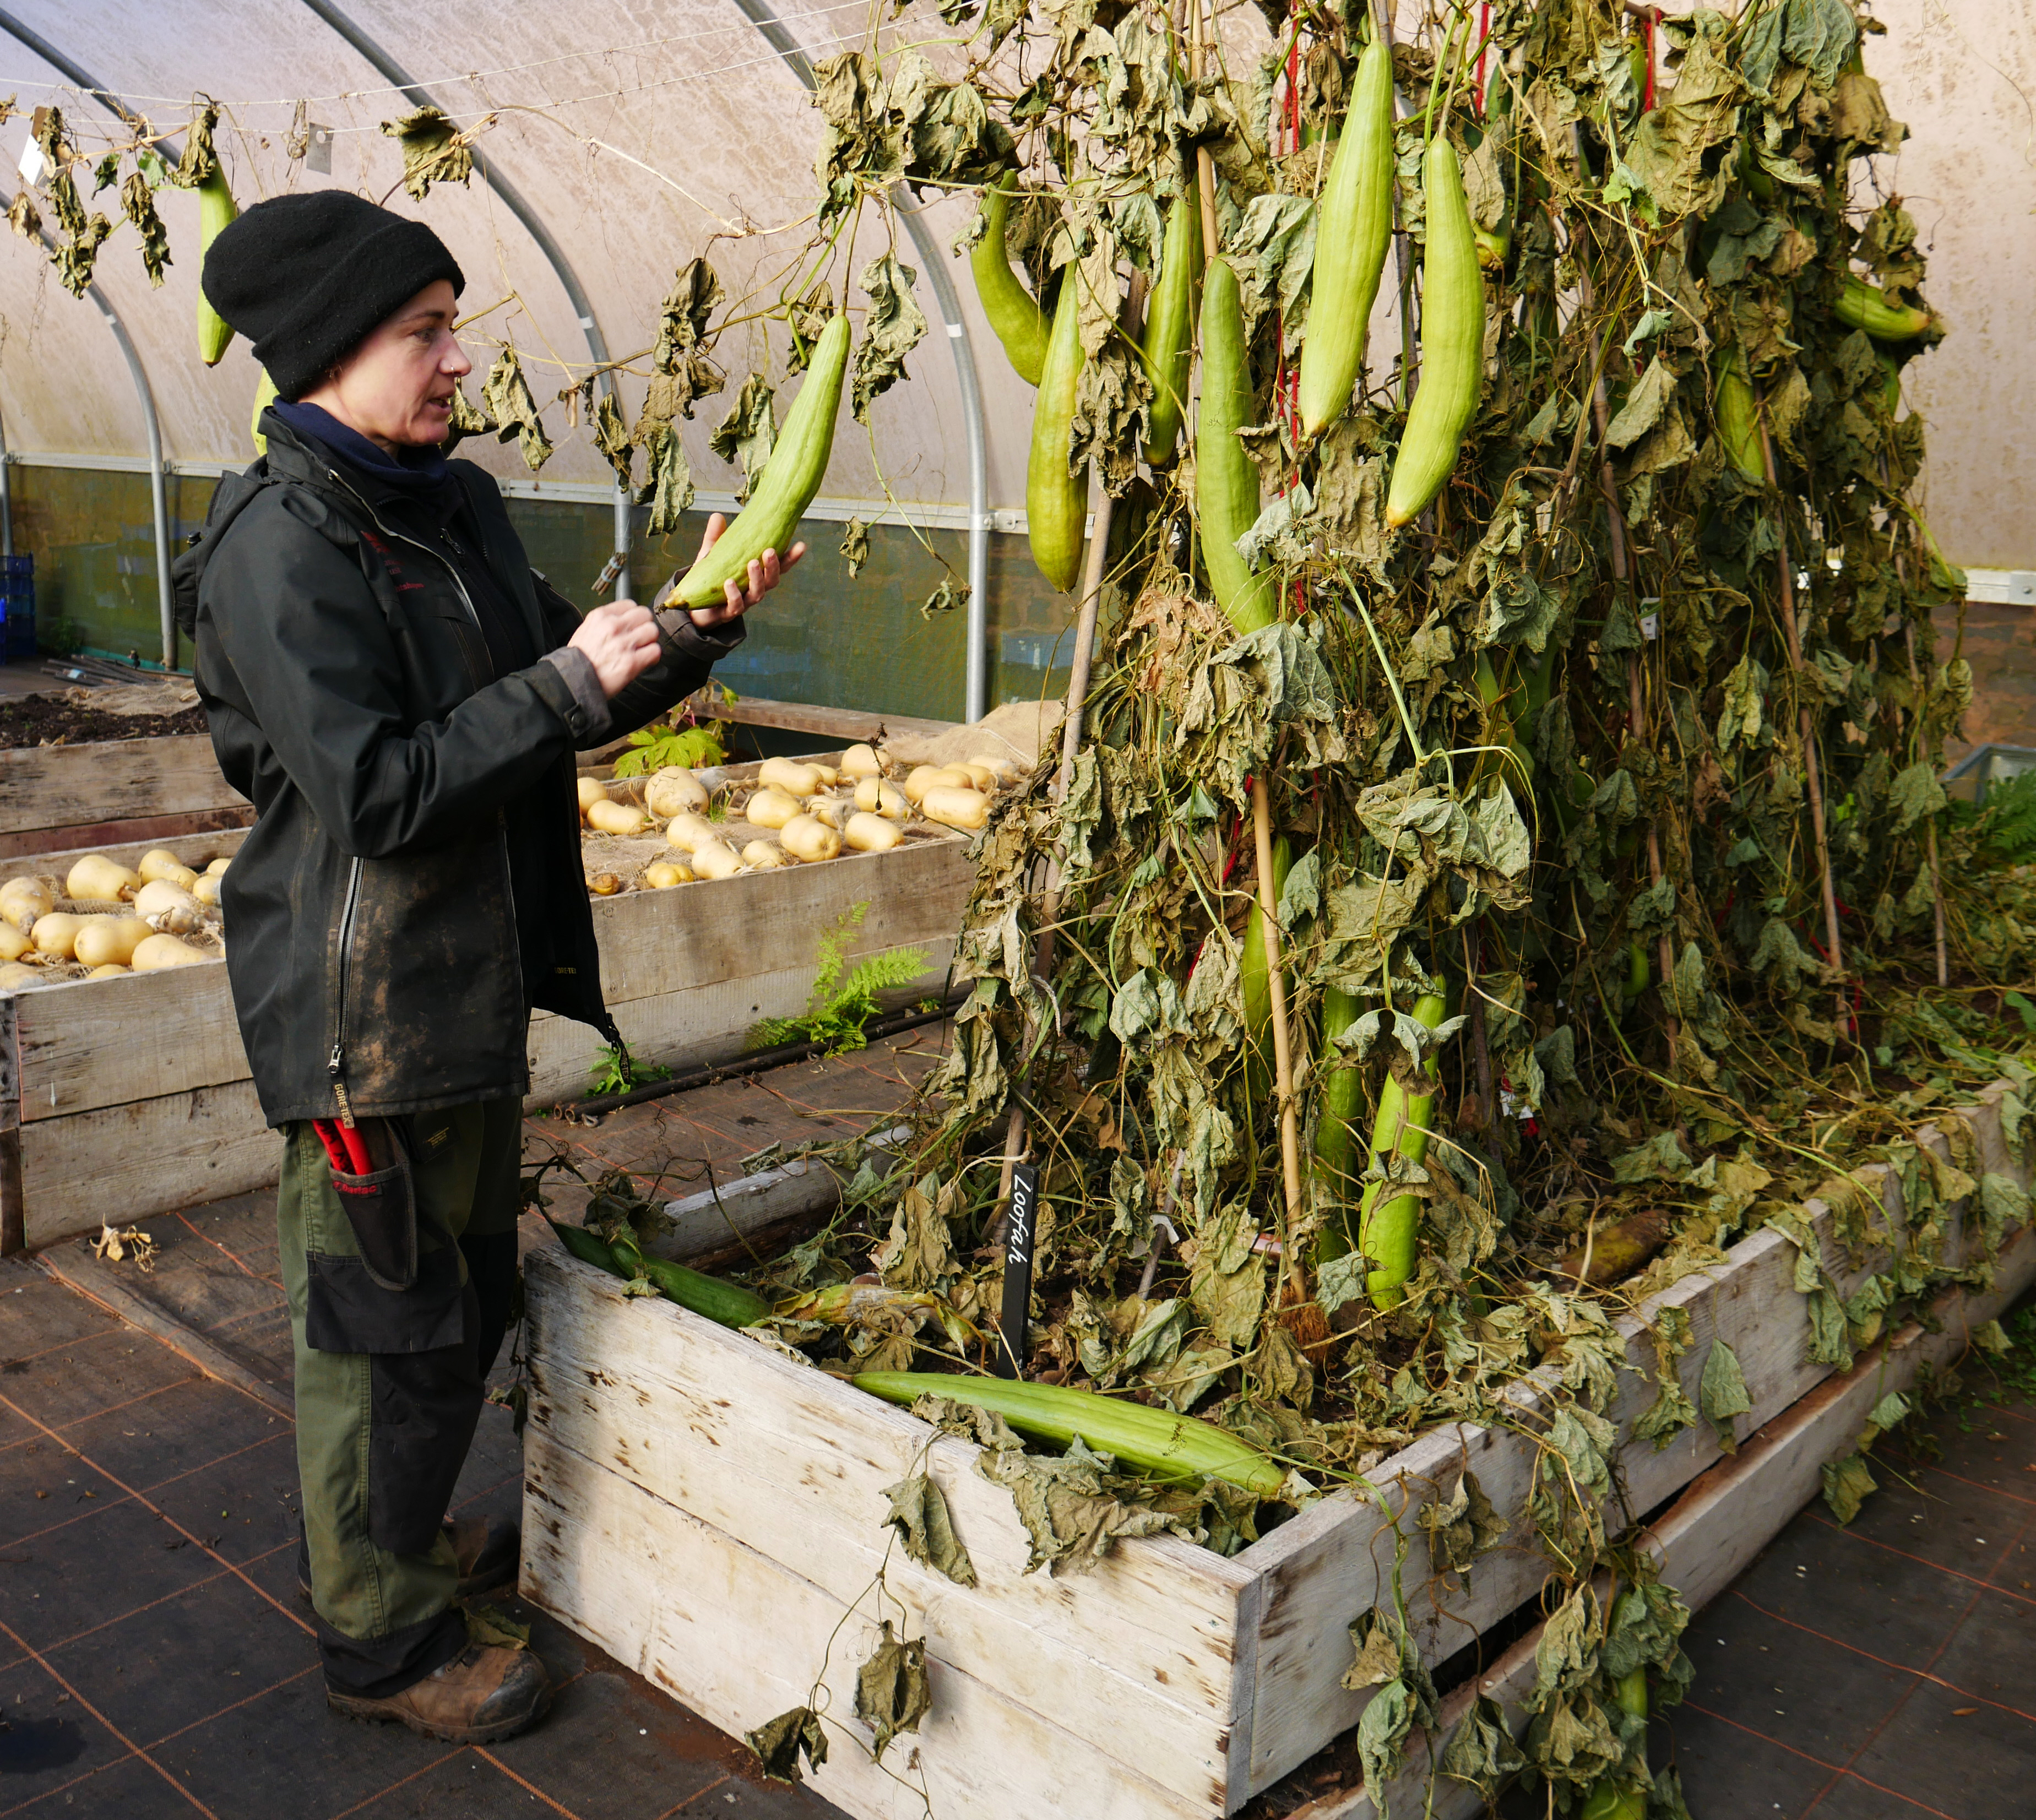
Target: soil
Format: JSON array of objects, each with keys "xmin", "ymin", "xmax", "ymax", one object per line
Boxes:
[{"xmin": 0, "ymin": 690, "xmax": 208, "ymax": 747}]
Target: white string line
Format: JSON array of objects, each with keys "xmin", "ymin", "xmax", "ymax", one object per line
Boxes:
[
  {"xmin": 13, "ymin": 19, "xmax": 946, "ymax": 157},
  {"xmin": 0, "ymin": 0, "xmax": 894, "ymax": 113},
  {"xmin": 310, "ymin": 25, "xmax": 931, "ymax": 137}
]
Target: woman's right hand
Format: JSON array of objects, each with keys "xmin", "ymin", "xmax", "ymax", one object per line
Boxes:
[{"xmin": 568, "ymin": 600, "xmax": 663, "ymax": 697}]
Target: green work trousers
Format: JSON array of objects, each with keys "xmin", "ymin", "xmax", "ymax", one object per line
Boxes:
[{"xmin": 278, "ymin": 1098, "xmax": 523, "ymax": 1696}]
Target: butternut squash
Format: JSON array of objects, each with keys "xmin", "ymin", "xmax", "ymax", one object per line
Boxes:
[
  {"xmin": 855, "ymin": 778, "xmax": 910, "ymax": 821},
  {"xmin": 586, "ymin": 799, "xmax": 649, "ymax": 836},
  {"xmin": 904, "ymin": 764, "xmax": 969, "ymax": 805},
  {"xmin": 779, "ymin": 814, "xmax": 844, "ymax": 862},
  {"xmin": 67, "ymin": 854, "xmax": 142, "ymax": 904},
  {"xmin": 664, "ymin": 811, "xmax": 720, "ymax": 852},
  {"xmin": 645, "ymin": 767, "xmax": 710, "ymax": 818},
  {"xmin": 138, "ymin": 849, "xmax": 202, "ymax": 890},
  {"xmin": 757, "ymin": 757, "xmax": 826, "ymax": 797},
  {"xmin": 743, "ymin": 786, "xmax": 802, "ymax": 830},
  {"xmin": 73, "ymin": 916, "xmax": 154, "ymax": 969},
  {"xmin": 31, "ymin": 913, "xmax": 86, "ymax": 959},
  {"xmin": 1, "ymin": 877, "xmax": 53, "ymax": 930},
  {"xmin": 691, "ymin": 838, "xmax": 742, "ymax": 879},
  {"xmin": 135, "ymin": 879, "xmax": 202, "ymax": 922},
  {"xmin": 922, "ymin": 785, "xmax": 991, "ymax": 831},
  {"xmin": 132, "ymin": 932, "xmax": 208, "ymax": 970},
  {"xmin": 845, "ymin": 811, "xmax": 903, "ymax": 852}
]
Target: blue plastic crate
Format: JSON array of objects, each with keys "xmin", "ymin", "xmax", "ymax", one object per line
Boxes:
[{"xmin": 0, "ymin": 553, "xmax": 34, "ymax": 661}]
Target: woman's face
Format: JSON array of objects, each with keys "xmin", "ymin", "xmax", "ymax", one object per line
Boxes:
[{"xmin": 297, "ymin": 279, "xmax": 471, "ymax": 451}]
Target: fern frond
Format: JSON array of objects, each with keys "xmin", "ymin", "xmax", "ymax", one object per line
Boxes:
[{"xmin": 745, "ymin": 901, "xmax": 927, "ymax": 1056}]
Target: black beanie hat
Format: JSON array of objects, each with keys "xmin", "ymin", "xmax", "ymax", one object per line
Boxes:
[{"xmin": 201, "ymin": 192, "xmax": 465, "ymax": 398}]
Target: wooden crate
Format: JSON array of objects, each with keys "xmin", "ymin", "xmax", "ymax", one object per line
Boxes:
[
  {"xmin": 518, "ymin": 1085, "xmax": 2036, "ymax": 1820},
  {"xmin": 0, "ymin": 734, "xmax": 253, "ymax": 860},
  {"xmin": 0, "ymin": 816, "xmax": 971, "ymax": 1254}
]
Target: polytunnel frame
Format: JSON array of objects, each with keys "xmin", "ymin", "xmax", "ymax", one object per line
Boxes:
[
  {"xmin": 728, "ymin": 0, "xmax": 992, "ymax": 724},
  {"xmin": 0, "ymin": 8, "xmax": 180, "ymax": 671},
  {"xmin": 291, "ymin": 0, "xmax": 634, "ymax": 596}
]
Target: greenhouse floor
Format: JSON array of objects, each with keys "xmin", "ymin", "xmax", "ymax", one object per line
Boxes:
[{"xmin": 1, "ymin": 1018, "xmax": 2030, "ymax": 1819}]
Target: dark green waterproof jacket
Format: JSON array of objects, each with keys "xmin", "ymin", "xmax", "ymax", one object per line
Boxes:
[{"xmin": 174, "ymin": 413, "xmax": 737, "ymax": 1127}]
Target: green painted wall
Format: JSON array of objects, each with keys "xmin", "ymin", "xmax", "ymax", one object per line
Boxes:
[{"xmin": 7, "ymin": 464, "xmax": 1082, "ymax": 724}]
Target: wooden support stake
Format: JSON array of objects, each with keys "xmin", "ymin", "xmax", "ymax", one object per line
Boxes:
[
  {"xmin": 1577, "ymin": 283, "xmax": 1679, "ymax": 1061},
  {"xmin": 1757, "ymin": 415, "xmax": 1848, "ymax": 1032},
  {"xmin": 1192, "ymin": 0, "xmax": 1307, "ymax": 1305},
  {"xmin": 1902, "ymin": 620, "xmax": 1951, "ymax": 989},
  {"xmin": 992, "ymin": 267, "xmax": 1145, "ymax": 1243},
  {"xmin": 1253, "ymin": 774, "xmax": 1307, "ymax": 1294}
]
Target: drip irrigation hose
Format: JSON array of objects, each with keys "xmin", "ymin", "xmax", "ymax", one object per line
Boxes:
[{"xmin": 571, "ymin": 995, "xmax": 960, "ymax": 1119}]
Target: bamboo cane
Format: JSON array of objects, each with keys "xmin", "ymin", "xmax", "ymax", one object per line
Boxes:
[
  {"xmin": 1192, "ymin": 0, "xmax": 1309, "ymax": 1312},
  {"xmin": 1756, "ymin": 414, "xmax": 1849, "ymax": 1034},
  {"xmin": 992, "ymin": 274, "xmax": 1145, "ymax": 1240},
  {"xmin": 1902, "ymin": 619, "xmax": 1951, "ymax": 988},
  {"xmin": 1571, "ymin": 220, "xmax": 1679, "ymax": 1059}
]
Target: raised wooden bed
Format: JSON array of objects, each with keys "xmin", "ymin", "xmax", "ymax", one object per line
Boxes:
[
  {"xmin": 0, "ymin": 780, "xmax": 970, "ymax": 1254},
  {"xmin": 518, "ymin": 1086, "xmax": 2036, "ymax": 1820},
  {"xmin": 0, "ymin": 734, "xmax": 252, "ymax": 860}
]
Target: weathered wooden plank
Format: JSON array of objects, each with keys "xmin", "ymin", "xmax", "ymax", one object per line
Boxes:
[
  {"xmin": 19, "ymin": 1079, "xmax": 277, "ymax": 1247},
  {"xmin": 653, "ymin": 1153, "xmax": 850, "ymax": 1260},
  {"xmin": 676, "ymin": 692, "xmax": 956, "ymax": 747},
  {"xmin": 523, "ymin": 1247, "xmax": 1250, "ymax": 1712},
  {"xmin": 526, "ymin": 1348, "xmax": 1233, "ymax": 1799},
  {"xmin": 1240, "ymin": 1091, "xmax": 2032, "ymax": 1798},
  {"xmin": 2, "ymin": 825, "xmax": 250, "ymax": 881},
  {"xmin": 1236, "ymin": 1090, "xmax": 2030, "ymax": 1794},
  {"xmin": 0, "ymin": 807, "xmax": 254, "ymax": 863},
  {"xmin": 0, "ymin": 735, "xmax": 246, "ymax": 836},
  {"xmin": 523, "ymin": 1425, "xmax": 1213, "ymax": 1820},
  {"xmin": 8, "ymin": 833, "xmax": 960, "ymax": 1119},
  {"xmin": 37, "ymin": 1239, "xmax": 295, "ymax": 1417},
  {"xmin": 580, "ymin": 834, "xmax": 970, "ymax": 1008},
  {"xmin": 1299, "ymin": 1218, "xmax": 2036, "ymax": 1820},
  {"xmin": 525, "ymin": 957, "xmax": 953, "ymax": 1106},
  {"xmin": 16, "ymin": 960, "xmax": 242, "ymax": 1122}
]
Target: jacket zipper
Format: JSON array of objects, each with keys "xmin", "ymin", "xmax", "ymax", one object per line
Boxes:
[
  {"xmin": 329, "ymin": 855, "xmax": 364, "ymax": 1126},
  {"xmin": 319, "ymin": 467, "xmax": 533, "ymax": 1053}
]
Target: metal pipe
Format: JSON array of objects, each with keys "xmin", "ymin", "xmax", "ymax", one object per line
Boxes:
[
  {"xmin": 0, "ymin": 400, "xmax": 13, "ymax": 561},
  {"xmin": 290, "ymin": 0, "xmax": 632, "ymax": 593},
  {"xmin": 726, "ymin": 0, "xmax": 993, "ymax": 722},
  {"xmin": 0, "ymin": 9, "xmax": 166, "ymax": 142},
  {"xmin": 0, "ymin": 12, "xmax": 178, "ymax": 665},
  {"xmin": 88, "ymin": 287, "xmax": 175, "ymax": 670}
]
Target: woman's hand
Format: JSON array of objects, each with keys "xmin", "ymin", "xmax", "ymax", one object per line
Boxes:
[
  {"xmin": 568, "ymin": 601, "xmax": 663, "ymax": 697},
  {"xmin": 686, "ymin": 513, "xmax": 807, "ymax": 631}
]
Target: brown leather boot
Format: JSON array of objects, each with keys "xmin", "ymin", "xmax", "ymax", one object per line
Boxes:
[{"xmin": 327, "ymin": 1643, "xmax": 551, "ymax": 1743}]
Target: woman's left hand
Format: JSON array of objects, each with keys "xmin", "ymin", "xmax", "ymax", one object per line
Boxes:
[{"xmin": 687, "ymin": 513, "xmax": 806, "ymax": 630}]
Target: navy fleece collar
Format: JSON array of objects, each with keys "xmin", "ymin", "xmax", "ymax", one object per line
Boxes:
[{"xmin": 272, "ymin": 400, "xmax": 450, "ymax": 493}]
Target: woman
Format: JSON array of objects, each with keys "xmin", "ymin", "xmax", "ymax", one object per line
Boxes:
[{"xmin": 179, "ymin": 191, "xmax": 801, "ymax": 1743}]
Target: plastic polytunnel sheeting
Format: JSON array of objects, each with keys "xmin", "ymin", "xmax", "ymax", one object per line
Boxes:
[{"xmin": 0, "ymin": 0, "xmax": 1131, "ymax": 701}]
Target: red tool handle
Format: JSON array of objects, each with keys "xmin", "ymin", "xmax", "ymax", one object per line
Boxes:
[{"xmin": 312, "ymin": 1117, "xmax": 375, "ymax": 1177}]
